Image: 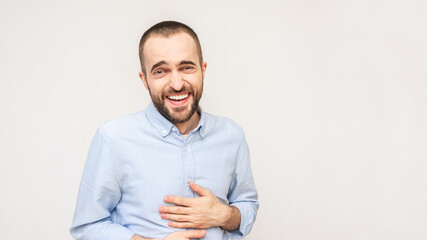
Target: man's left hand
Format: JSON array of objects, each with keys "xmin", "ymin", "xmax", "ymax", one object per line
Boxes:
[{"xmin": 159, "ymin": 182, "xmax": 231, "ymax": 229}]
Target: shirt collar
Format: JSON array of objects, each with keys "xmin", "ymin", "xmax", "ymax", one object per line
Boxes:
[{"xmin": 145, "ymin": 102, "xmax": 206, "ymax": 138}]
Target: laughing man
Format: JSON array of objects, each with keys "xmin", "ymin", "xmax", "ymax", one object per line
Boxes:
[{"xmin": 70, "ymin": 21, "xmax": 258, "ymax": 240}]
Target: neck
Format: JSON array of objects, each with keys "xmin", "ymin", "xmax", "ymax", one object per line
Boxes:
[{"xmin": 175, "ymin": 111, "xmax": 200, "ymax": 135}]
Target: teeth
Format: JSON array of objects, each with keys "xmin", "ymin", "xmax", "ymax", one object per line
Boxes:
[{"xmin": 167, "ymin": 94, "xmax": 189, "ymax": 101}]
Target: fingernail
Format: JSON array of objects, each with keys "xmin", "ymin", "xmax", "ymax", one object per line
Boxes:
[{"xmin": 159, "ymin": 207, "xmax": 164, "ymax": 212}]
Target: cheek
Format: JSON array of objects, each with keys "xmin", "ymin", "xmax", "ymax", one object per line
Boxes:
[
  {"xmin": 187, "ymin": 76, "xmax": 203, "ymax": 90},
  {"xmin": 148, "ymin": 81, "xmax": 168, "ymax": 96}
]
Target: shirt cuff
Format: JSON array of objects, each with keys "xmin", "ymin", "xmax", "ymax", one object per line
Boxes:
[{"xmin": 226, "ymin": 202, "xmax": 257, "ymax": 239}]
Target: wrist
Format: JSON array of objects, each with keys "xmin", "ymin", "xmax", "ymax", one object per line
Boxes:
[
  {"xmin": 219, "ymin": 205, "xmax": 241, "ymax": 231},
  {"xmin": 218, "ymin": 204, "xmax": 233, "ymax": 228}
]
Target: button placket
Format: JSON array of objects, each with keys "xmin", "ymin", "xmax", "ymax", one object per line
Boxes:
[{"xmin": 182, "ymin": 136, "xmax": 194, "ymax": 198}]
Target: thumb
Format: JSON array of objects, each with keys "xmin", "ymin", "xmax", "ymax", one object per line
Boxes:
[
  {"xmin": 189, "ymin": 181, "xmax": 210, "ymax": 196},
  {"xmin": 183, "ymin": 229, "xmax": 207, "ymax": 238}
]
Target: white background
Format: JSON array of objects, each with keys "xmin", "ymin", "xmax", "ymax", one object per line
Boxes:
[{"xmin": 1, "ymin": 0, "xmax": 426, "ymax": 239}]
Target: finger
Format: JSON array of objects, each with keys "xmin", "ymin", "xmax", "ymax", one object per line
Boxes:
[
  {"xmin": 159, "ymin": 206, "xmax": 192, "ymax": 215},
  {"xmin": 160, "ymin": 213, "xmax": 191, "ymax": 222},
  {"xmin": 183, "ymin": 229, "xmax": 207, "ymax": 238},
  {"xmin": 169, "ymin": 221, "xmax": 202, "ymax": 229},
  {"xmin": 189, "ymin": 181, "xmax": 211, "ymax": 197},
  {"xmin": 164, "ymin": 196, "xmax": 193, "ymax": 207}
]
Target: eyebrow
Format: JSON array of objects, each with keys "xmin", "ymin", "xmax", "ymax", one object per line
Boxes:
[
  {"xmin": 150, "ymin": 60, "xmax": 198, "ymax": 73},
  {"xmin": 179, "ymin": 60, "xmax": 197, "ymax": 66}
]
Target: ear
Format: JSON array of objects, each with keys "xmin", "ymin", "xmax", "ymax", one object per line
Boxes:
[
  {"xmin": 139, "ymin": 71, "xmax": 149, "ymax": 90},
  {"xmin": 201, "ymin": 62, "xmax": 207, "ymax": 79}
]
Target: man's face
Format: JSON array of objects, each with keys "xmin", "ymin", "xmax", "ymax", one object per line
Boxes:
[{"xmin": 140, "ymin": 32, "xmax": 207, "ymax": 124}]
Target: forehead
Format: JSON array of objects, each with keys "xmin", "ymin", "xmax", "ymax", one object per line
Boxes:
[{"xmin": 143, "ymin": 33, "xmax": 199, "ymax": 67}]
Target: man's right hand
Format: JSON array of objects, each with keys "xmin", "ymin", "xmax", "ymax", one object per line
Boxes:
[
  {"xmin": 131, "ymin": 230, "xmax": 206, "ymax": 240},
  {"xmin": 163, "ymin": 230, "xmax": 206, "ymax": 239}
]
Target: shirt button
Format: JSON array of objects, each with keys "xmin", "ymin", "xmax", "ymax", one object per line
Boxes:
[
  {"xmin": 184, "ymin": 146, "xmax": 188, "ymax": 151},
  {"xmin": 161, "ymin": 129, "xmax": 167, "ymax": 134}
]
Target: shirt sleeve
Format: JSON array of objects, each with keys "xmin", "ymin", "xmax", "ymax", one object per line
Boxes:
[
  {"xmin": 226, "ymin": 134, "xmax": 259, "ymax": 239},
  {"xmin": 70, "ymin": 130, "xmax": 134, "ymax": 240}
]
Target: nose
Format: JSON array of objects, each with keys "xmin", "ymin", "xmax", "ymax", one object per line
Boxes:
[{"xmin": 169, "ymin": 70, "xmax": 184, "ymax": 91}]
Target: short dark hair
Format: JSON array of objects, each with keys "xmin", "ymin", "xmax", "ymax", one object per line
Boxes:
[{"xmin": 138, "ymin": 21, "xmax": 203, "ymax": 75}]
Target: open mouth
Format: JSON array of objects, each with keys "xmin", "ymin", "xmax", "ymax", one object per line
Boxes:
[
  {"xmin": 165, "ymin": 93, "xmax": 190, "ymax": 106},
  {"xmin": 166, "ymin": 93, "xmax": 189, "ymax": 101}
]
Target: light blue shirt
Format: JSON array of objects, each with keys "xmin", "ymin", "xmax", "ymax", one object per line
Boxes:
[{"xmin": 70, "ymin": 103, "xmax": 259, "ymax": 240}]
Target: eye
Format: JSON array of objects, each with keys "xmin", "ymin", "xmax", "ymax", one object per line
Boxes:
[
  {"xmin": 182, "ymin": 66, "xmax": 195, "ymax": 73},
  {"xmin": 154, "ymin": 69, "xmax": 164, "ymax": 75},
  {"xmin": 152, "ymin": 68, "xmax": 168, "ymax": 78}
]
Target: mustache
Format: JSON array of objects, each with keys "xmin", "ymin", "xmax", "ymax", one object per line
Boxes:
[{"xmin": 162, "ymin": 85, "xmax": 194, "ymax": 97}]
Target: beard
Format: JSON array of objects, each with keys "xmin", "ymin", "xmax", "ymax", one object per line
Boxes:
[{"xmin": 148, "ymin": 84, "xmax": 202, "ymax": 124}]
